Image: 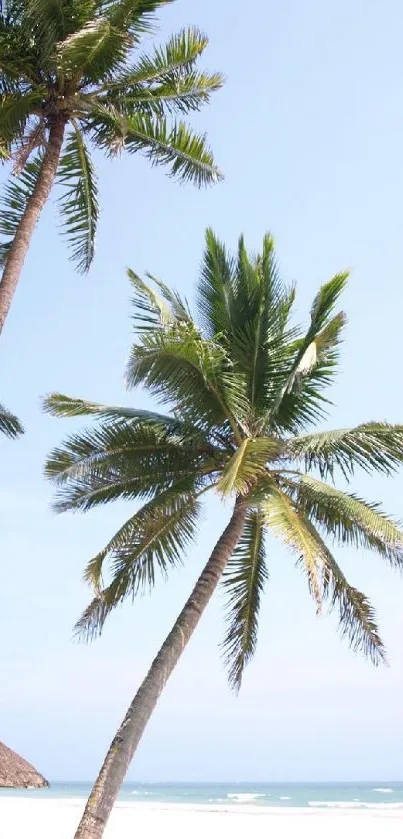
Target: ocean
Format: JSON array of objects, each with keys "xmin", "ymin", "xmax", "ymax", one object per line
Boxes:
[{"xmin": 1, "ymin": 781, "xmax": 403, "ymax": 811}]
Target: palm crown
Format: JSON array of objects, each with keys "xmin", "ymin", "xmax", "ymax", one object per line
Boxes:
[
  {"xmin": 45, "ymin": 230, "xmax": 403, "ymax": 688},
  {"xmin": 0, "ymin": 0, "xmax": 222, "ymax": 272}
]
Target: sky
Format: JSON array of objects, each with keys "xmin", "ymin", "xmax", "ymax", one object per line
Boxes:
[{"xmin": 1, "ymin": 0, "xmax": 403, "ymax": 784}]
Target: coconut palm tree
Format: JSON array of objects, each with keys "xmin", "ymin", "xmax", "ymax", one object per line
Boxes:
[
  {"xmin": 44, "ymin": 230, "xmax": 403, "ymax": 839},
  {"xmin": 0, "ymin": 401, "xmax": 23, "ymax": 436},
  {"xmin": 0, "ymin": 0, "xmax": 223, "ymax": 334}
]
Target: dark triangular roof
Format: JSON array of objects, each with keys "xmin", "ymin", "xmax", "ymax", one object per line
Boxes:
[{"xmin": 0, "ymin": 742, "xmax": 48, "ymax": 788}]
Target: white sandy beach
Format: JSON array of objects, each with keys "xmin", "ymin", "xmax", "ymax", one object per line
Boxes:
[{"xmin": 1, "ymin": 798, "xmax": 403, "ymax": 839}]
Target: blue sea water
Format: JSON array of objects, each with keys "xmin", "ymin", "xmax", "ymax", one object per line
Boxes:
[{"xmin": 1, "ymin": 781, "xmax": 403, "ymax": 810}]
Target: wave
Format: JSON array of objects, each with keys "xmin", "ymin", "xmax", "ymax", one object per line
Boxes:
[
  {"xmin": 373, "ymin": 788, "xmax": 393, "ymax": 793},
  {"xmin": 227, "ymin": 793, "xmax": 266, "ymax": 802},
  {"xmin": 308, "ymin": 801, "xmax": 403, "ymax": 810},
  {"xmin": 279, "ymin": 797, "xmax": 291, "ymax": 800}
]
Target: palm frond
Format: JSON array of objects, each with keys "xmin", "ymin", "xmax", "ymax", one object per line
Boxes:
[
  {"xmin": 222, "ymin": 511, "xmax": 268, "ymax": 689},
  {"xmin": 268, "ymin": 273, "xmax": 348, "ymax": 429},
  {"xmin": 105, "ymin": 0, "xmax": 173, "ymax": 37},
  {"xmin": 57, "ymin": 125, "xmax": 98, "ymax": 272},
  {"xmin": 300, "ymin": 515, "xmax": 386, "ymax": 664},
  {"xmin": 0, "ymin": 152, "xmax": 43, "ymax": 266},
  {"xmin": 0, "ymin": 93, "xmax": 44, "ymax": 145},
  {"xmin": 0, "ymin": 402, "xmax": 23, "ymax": 437},
  {"xmin": 90, "ymin": 108, "xmax": 222, "ymax": 185},
  {"xmin": 128, "ymin": 268, "xmax": 176, "ymax": 331},
  {"xmin": 56, "ymin": 18, "xmax": 130, "ymax": 82},
  {"xmin": 44, "ymin": 417, "xmax": 217, "ymax": 509},
  {"xmin": 197, "ymin": 227, "xmax": 235, "ymax": 338},
  {"xmin": 217, "ymin": 438, "xmax": 282, "ymax": 496},
  {"xmin": 262, "ymin": 483, "xmax": 324, "ymax": 607},
  {"xmin": 126, "ymin": 324, "xmax": 249, "ymax": 436},
  {"xmin": 286, "ymin": 423, "xmax": 403, "ymax": 479},
  {"xmin": 283, "ymin": 474, "xmax": 403, "ymax": 568},
  {"xmin": 145, "ymin": 272, "xmax": 191, "ymax": 323},
  {"xmin": 111, "ymin": 70, "xmax": 224, "ymax": 117},
  {"xmin": 123, "ymin": 115, "xmax": 222, "ymax": 186},
  {"xmin": 75, "ymin": 488, "xmax": 201, "ymax": 640},
  {"xmin": 102, "ymin": 26, "xmax": 209, "ymax": 88},
  {"xmin": 25, "ymin": 0, "xmax": 94, "ymax": 54}
]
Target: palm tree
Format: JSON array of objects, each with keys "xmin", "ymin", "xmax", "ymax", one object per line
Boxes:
[
  {"xmin": 0, "ymin": 401, "xmax": 23, "ymax": 436},
  {"xmin": 45, "ymin": 231, "xmax": 403, "ymax": 839},
  {"xmin": 0, "ymin": 0, "xmax": 223, "ymax": 334}
]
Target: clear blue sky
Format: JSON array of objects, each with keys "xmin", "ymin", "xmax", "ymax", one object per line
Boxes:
[{"xmin": 1, "ymin": 0, "xmax": 403, "ymax": 783}]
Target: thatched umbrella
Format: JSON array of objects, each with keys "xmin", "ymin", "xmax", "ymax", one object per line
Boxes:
[{"xmin": 0, "ymin": 742, "xmax": 48, "ymax": 788}]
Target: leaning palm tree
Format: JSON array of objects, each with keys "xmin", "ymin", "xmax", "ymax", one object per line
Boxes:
[
  {"xmin": 0, "ymin": 0, "xmax": 223, "ymax": 333},
  {"xmin": 0, "ymin": 401, "xmax": 23, "ymax": 436},
  {"xmin": 45, "ymin": 231, "xmax": 403, "ymax": 839}
]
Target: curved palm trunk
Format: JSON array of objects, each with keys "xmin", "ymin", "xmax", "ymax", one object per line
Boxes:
[
  {"xmin": 0, "ymin": 116, "xmax": 66, "ymax": 335},
  {"xmin": 74, "ymin": 499, "xmax": 247, "ymax": 839}
]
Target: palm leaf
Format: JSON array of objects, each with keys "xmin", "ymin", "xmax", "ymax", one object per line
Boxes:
[
  {"xmin": 75, "ymin": 488, "xmax": 201, "ymax": 640},
  {"xmin": 126, "ymin": 324, "xmax": 249, "ymax": 436},
  {"xmin": 123, "ymin": 115, "xmax": 222, "ymax": 186},
  {"xmin": 103, "ymin": 27, "xmax": 210, "ymax": 87},
  {"xmin": 217, "ymin": 437, "xmax": 282, "ymax": 496},
  {"xmin": 300, "ymin": 515, "xmax": 386, "ymax": 664},
  {"xmin": 197, "ymin": 228, "xmax": 236, "ymax": 338},
  {"xmin": 222, "ymin": 511, "xmax": 268, "ymax": 689},
  {"xmin": 268, "ymin": 274, "xmax": 348, "ymax": 427},
  {"xmin": 56, "ymin": 18, "xmax": 130, "ymax": 81},
  {"xmin": 44, "ymin": 418, "xmax": 218, "ymax": 512},
  {"xmin": 283, "ymin": 474, "xmax": 403, "ymax": 568},
  {"xmin": 286, "ymin": 423, "xmax": 403, "ymax": 479},
  {"xmin": 0, "ymin": 152, "xmax": 43, "ymax": 266},
  {"xmin": 0, "ymin": 93, "xmax": 44, "ymax": 144},
  {"xmin": 105, "ymin": 0, "xmax": 173, "ymax": 36},
  {"xmin": 90, "ymin": 109, "xmax": 222, "ymax": 185},
  {"xmin": 0, "ymin": 402, "xmax": 23, "ymax": 437},
  {"xmin": 57, "ymin": 125, "xmax": 99, "ymax": 272},
  {"xmin": 262, "ymin": 484, "xmax": 324, "ymax": 607},
  {"xmin": 128, "ymin": 268, "xmax": 176, "ymax": 331}
]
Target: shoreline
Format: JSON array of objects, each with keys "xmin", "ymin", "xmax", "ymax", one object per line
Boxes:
[{"xmin": 1, "ymin": 795, "xmax": 403, "ymax": 839}]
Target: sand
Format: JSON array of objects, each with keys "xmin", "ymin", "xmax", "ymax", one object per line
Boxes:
[{"xmin": 1, "ymin": 797, "xmax": 403, "ymax": 838}]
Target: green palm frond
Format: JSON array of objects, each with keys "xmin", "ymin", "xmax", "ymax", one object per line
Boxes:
[
  {"xmin": 283, "ymin": 474, "xmax": 403, "ymax": 568},
  {"xmin": 222, "ymin": 511, "xmax": 268, "ymax": 689},
  {"xmin": 0, "ymin": 93, "xmax": 44, "ymax": 144},
  {"xmin": 103, "ymin": 26, "xmax": 209, "ymax": 89},
  {"xmin": 268, "ymin": 273, "xmax": 348, "ymax": 429},
  {"xmin": 45, "ymin": 419, "xmax": 218, "ymax": 511},
  {"xmin": 261, "ymin": 484, "xmax": 324, "ymax": 607},
  {"xmin": 123, "ymin": 115, "xmax": 222, "ymax": 186},
  {"xmin": 145, "ymin": 272, "xmax": 191, "ymax": 324},
  {"xmin": 217, "ymin": 437, "xmax": 282, "ymax": 496},
  {"xmin": 300, "ymin": 515, "xmax": 386, "ymax": 664},
  {"xmin": 112, "ymin": 70, "xmax": 224, "ymax": 118},
  {"xmin": 57, "ymin": 125, "xmax": 99, "ymax": 272},
  {"xmin": 197, "ymin": 228, "xmax": 235, "ymax": 337},
  {"xmin": 128, "ymin": 268, "xmax": 177, "ymax": 331},
  {"xmin": 56, "ymin": 18, "xmax": 130, "ymax": 81},
  {"xmin": 25, "ymin": 0, "xmax": 95, "ymax": 55},
  {"xmin": 126, "ymin": 323, "xmax": 249, "ymax": 435},
  {"xmin": 75, "ymin": 488, "xmax": 201, "ymax": 640},
  {"xmin": 0, "ymin": 402, "xmax": 24, "ymax": 437},
  {"xmin": 0, "ymin": 152, "xmax": 43, "ymax": 265},
  {"xmin": 105, "ymin": 0, "xmax": 173, "ymax": 36},
  {"xmin": 286, "ymin": 423, "xmax": 403, "ymax": 479},
  {"xmin": 88, "ymin": 103, "xmax": 221, "ymax": 185},
  {"xmin": 43, "ymin": 391, "xmax": 192, "ymax": 430}
]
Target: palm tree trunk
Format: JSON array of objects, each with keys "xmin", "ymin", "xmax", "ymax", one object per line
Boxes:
[
  {"xmin": 0, "ymin": 115, "xmax": 67, "ymax": 335},
  {"xmin": 74, "ymin": 498, "xmax": 247, "ymax": 839}
]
